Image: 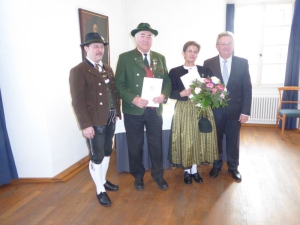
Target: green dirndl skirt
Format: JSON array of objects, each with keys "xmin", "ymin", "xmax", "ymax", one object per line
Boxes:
[{"xmin": 169, "ymin": 100, "xmax": 218, "ymax": 168}]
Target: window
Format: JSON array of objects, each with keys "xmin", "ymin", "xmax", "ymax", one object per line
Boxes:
[{"xmin": 234, "ymin": 2, "xmax": 294, "ymax": 86}]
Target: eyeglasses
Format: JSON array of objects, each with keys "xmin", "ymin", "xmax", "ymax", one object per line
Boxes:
[{"xmin": 185, "ymin": 50, "xmax": 198, "ymax": 54}]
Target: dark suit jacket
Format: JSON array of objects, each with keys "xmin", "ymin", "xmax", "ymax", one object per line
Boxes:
[
  {"xmin": 203, "ymin": 56, "xmax": 252, "ymax": 120},
  {"xmin": 69, "ymin": 59, "xmax": 121, "ymax": 130},
  {"xmin": 169, "ymin": 65, "xmax": 212, "ymax": 101},
  {"xmin": 115, "ymin": 48, "xmax": 171, "ymax": 116}
]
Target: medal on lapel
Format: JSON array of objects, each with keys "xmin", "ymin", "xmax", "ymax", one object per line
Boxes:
[
  {"xmin": 101, "ymin": 65, "xmax": 108, "ymax": 78},
  {"xmin": 101, "ymin": 71, "xmax": 108, "ymax": 78}
]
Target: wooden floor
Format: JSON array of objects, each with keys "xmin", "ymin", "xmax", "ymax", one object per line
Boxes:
[{"xmin": 1, "ymin": 126, "xmax": 300, "ymax": 225}]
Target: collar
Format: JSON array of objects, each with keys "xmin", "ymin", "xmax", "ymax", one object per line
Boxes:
[
  {"xmin": 219, "ymin": 55, "xmax": 232, "ymax": 64},
  {"xmin": 137, "ymin": 48, "xmax": 150, "ymax": 57},
  {"xmin": 86, "ymin": 57, "xmax": 103, "ymax": 67},
  {"xmin": 183, "ymin": 65, "xmax": 197, "ymax": 70}
]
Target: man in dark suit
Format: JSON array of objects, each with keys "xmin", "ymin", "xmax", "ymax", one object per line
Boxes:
[
  {"xmin": 69, "ymin": 33, "xmax": 121, "ymax": 206},
  {"xmin": 203, "ymin": 31, "xmax": 252, "ymax": 181},
  {"xmin": 115, "ymin": 23, "xmax": 171, "ymax": 190}
]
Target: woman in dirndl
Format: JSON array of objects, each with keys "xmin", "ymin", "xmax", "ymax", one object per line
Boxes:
[{"xmin": 168, "ymin": 41, "xmax": 218, "ymax": 185}]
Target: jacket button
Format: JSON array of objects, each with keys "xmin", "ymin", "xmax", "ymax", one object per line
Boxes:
[
  {"xmin": 100, "ymin": 102, "xmax": 103, "ymax": 105},
  {"xmin": 99, "ymin": 93, "xmax": 102, "ymax": 95},
  {"xmin": 99, "ymin": 83, "xmax": 101, "ymax": 85},
  {"xmin": 137, "ymin": 73, "xmax": 139, "ymax": 76},
  {"xmin": 136, "ymin": 84, "xmax": 139, "ymax": 87}
]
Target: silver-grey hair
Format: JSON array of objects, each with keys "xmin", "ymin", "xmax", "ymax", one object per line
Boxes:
[
  {"xmin": 134, "ymin": 31, "xmax": 154, "ymax": 41},
  {"xmin": 216, "ymin": 31, "xmax": 235, "ymax": 45}
]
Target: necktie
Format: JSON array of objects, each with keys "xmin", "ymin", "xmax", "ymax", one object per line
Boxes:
[
  {"xmin": 95, "ymin": 63, "xmax": 100, "ymax": 72},
  {"xmin": 223, "ymin": 60, "xmax": 229, "ymax": 86},
  {"xmin": 143, "ymin": 54, "xmax": 149, "ymax": 69}
]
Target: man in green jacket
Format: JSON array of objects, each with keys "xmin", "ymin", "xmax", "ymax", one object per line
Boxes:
[{"xmin": 115, "ymin": 23, "xmax": 171, "ymax": 191}]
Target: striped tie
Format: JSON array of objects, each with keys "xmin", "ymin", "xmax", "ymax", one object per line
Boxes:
[{"xmin": 95, "ymin": 63, "xmax": 100, "ymax": 72}]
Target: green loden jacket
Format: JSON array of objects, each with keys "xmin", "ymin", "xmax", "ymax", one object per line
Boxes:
[{"xmin": 115, "ymin": 48, "xmax": 171, "ymax": 116}]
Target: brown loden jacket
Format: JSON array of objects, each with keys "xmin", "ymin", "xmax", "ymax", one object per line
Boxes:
[{"xmin": 69, "ymin": 59, "xmax": 121, "ymax": 130}]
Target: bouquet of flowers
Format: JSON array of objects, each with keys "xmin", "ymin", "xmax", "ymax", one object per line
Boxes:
[{"xmin": 189, "ymin": 76, "xmax": 229, "ymax": 118}]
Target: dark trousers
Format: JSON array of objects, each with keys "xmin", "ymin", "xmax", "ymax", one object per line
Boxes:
[
  {"xmin": 123, "ymin": 108, "xmax": 164, "ymax": 179},
  {"xmin": 86, "ymin": 122, "xmax": 115, "ymax": 164},
  {"xmin": 213, "ymin": 109, "xmax": 241, "ymax": 170}
]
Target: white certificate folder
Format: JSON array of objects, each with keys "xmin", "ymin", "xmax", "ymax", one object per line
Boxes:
[
  {"xmin": 141, "ymin": 77, "xmax": 163, "ymax": 107},
  {"xmin": 180, "ymin": 70, "xmax": 199, "ymax": 89}
]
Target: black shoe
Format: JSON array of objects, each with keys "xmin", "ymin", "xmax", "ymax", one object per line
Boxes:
[
  {"xmin": 184, "ymin": 171, "xmax": 192, "ymax": 185},
  {"xmin": 134, "ymin": 178, "xmax": 144, "ymax": 190},
  {"xmin": 228, "ymin": 169, "xmax": 242, "ymax": 181},
  {"xmin": 96, "ymin": 192, "xmax": 111, "ymax": 207},
  {"xmin": 192, "ymin": 171, "xmax": 203, "ymax": 183},
  {"xmin": 153, "ymin": 178, "xmax": 169, "ymax": 190},
  {"xmin": 210, "ymin": 167, "xmax": 221, "ymax": 178},
  {"xmin": 104, "ymin": 180, "xmax": 119, "ymax": 191}
]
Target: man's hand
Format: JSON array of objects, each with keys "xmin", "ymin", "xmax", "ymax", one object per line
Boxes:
[
  {"xmin": 153, "ymin": 94, "xmax": 166, "ymax": 104},
  {"xmin": 83, "ymin": 126, "xmax": 95, "ymax": 139},
  {"xmin": 239, "ymin": 114, "xmax": 249, "ymax": 123},
  {"xmin": 132, "ymin": 96, "xmax": 149, "ymax": 108}
]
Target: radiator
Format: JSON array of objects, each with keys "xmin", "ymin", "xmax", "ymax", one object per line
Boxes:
[{"xmin": 248, "ymin": 95, "xmax": 279, "ymax": 124}]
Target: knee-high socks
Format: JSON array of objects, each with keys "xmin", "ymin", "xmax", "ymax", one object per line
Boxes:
[{"xmin": 89, "ymin": 156, "xmax": 110, "ymax": 194}]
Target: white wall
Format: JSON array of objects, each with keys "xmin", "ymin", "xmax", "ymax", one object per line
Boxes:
[
  {"xmin": 0, "ymin": 0, "xmax": 227, "ymax": 178},
  {"xmin": 0, "ymin": 0, "xmax": 128, "ymax": 178},
  {"xmin": 126, "ymin": 0, "xmax": 227, "ymax": 70}
]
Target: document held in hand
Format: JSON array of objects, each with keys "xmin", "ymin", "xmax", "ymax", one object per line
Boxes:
[
  {"xmin": 141, "ymin": 77, "xmax": 163, "ymax": 107},
  {"xmin": 180, "ymin": 70, "xmax": 199, "ymax": 89}
]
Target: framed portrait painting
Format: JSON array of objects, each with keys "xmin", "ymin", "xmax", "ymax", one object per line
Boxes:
[{"xmin": 78, "ymin": 8, "xmax": 110, "ymax": 65}]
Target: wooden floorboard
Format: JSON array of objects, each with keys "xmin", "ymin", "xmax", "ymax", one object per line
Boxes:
[{"xmin": 1, "ymin": 127, "xmax": 300, "ymax": 225}]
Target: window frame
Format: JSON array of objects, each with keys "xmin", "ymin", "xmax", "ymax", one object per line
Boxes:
[{"xmin": 233, "ymin": 1, "xmax": 294, "ymax": 87}]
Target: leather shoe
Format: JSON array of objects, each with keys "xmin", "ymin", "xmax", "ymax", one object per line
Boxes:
[
  {"xmin": 184, "ymin": 171, "xmax": 192, "ymax": 185},
  {"xmin": 192, "ymin": 171, "xmax": 203, "ymax": 183},
  {"xmin": 104, "ymin": 180, "xmax": 119, "ymax": 191},
  {"xmin": 134, "ymin": 178, "xmax": 144, "ymax": 190},
  {"xmin": 96, "ymin": 192, "xmax": 111, "ymax": 207},
  {"xmin": 153, "ymin": 178, "xmax": 169, "ymax": 190},
  {"xmin": 210, "ymin": 167, "xmax": 221, "ymax": 178},
  {"xmin": 228, "ymin": 169, "xmax": 242, "ymax": 181}
]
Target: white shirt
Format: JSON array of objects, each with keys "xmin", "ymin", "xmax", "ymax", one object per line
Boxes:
[
  {"xmin": 86, "ymin": 57, "xmax": 103, "ymax": 72},
  {"xmin": 137, "ymin": 49, "xmax": 150, "ymax": 65},
  {"xmin": 183, "ymin": 65, "xmax": 197, "ymax": 72}
]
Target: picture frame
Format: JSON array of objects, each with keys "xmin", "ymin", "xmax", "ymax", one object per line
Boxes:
[{"xmin": 78, "ymin": 8, "xmax": 110, "ymax": 65}]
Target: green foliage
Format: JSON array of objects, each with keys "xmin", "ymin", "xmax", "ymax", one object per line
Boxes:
[{"xmin": 189, "ymin": 76, "xmax": 229, "ymax": 117}]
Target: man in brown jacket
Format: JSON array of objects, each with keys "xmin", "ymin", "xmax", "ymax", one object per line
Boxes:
[{"xmin": 69, "ymin": 32, "xmax": 121, "ymax": 207}]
